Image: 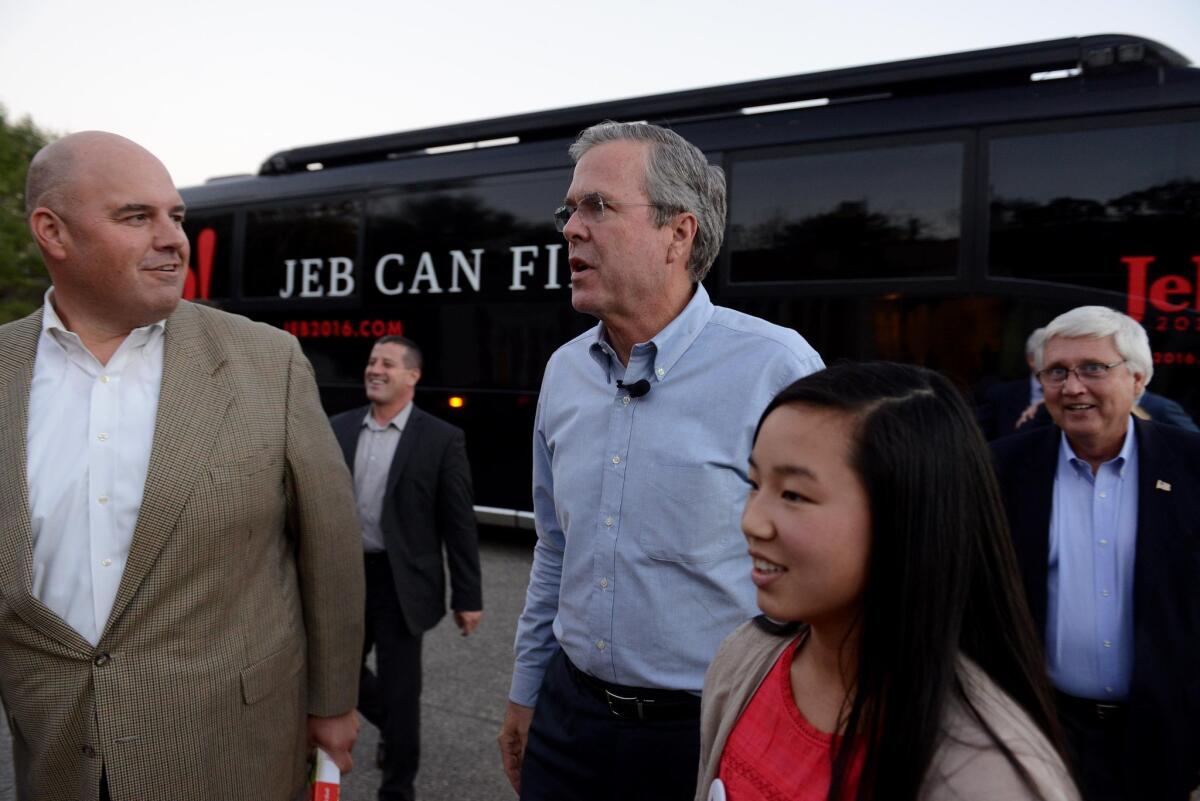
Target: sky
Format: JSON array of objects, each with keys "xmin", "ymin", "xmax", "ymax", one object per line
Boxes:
[{"xmin": 2, "ymin": 0, "xmax": 1199, "ymax": 189}]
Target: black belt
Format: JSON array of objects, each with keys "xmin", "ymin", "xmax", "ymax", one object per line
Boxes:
[
  {"xmin": 1055, "ymin": 690, "xmax": 1127, "ymax": 725},
  {"xmin": 564, "ymin": 655, "xmax": 700, "ymax": 722}
]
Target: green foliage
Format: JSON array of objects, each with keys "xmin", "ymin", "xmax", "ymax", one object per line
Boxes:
[{"xmin": 0, "ymin": 107, "xmax": 54, "ymax": 323}]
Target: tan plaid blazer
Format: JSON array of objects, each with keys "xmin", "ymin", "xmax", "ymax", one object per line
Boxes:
[{"xmin": 0, "ymin": 301, "xmax": 365, "ymax": 801}]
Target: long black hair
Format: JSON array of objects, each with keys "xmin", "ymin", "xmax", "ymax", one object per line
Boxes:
[{"xmin": 753, "ymin": 361, "xmax": 1067, "ymax": 801}]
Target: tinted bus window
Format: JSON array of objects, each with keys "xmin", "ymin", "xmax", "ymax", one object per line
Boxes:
[
  {"xmin": 243, "ymin": 199, "xmax": 362, "ymax": 299},
  {"xmin": 182, "ymin": 213, "xmax": 234, "ymax": 302},
  {"xmin": 988, "ymin": 120, "xmax": 1200, "ymax": 293},
  {"xmin": 364, "ymin": 170, "xmax": 574, "ymax": 390},
  {"xmin": 727, "ymin": 141, "xmax": 963, "ymax": 283}
]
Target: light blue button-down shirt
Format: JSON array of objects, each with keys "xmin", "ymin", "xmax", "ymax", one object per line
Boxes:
[
  {"xmin": 1046, "ymin": 420, "xmax": 1138, "ymax": 700},
  {"xmin": 509, "ymin": 285, "xmax": 823, "ymax": 706}
]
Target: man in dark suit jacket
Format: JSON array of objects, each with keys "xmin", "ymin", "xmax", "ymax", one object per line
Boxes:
[
  {"xmin": 991, "ymin": 306, "xmax": 1200, "ymax": 801},
  {"xmin": 977, "ymin": 326, "xmax": 1046, "ymax": 440},
  {"xmin": 330, "ymin": 335, "xmax": 482, "ymax": 801}
]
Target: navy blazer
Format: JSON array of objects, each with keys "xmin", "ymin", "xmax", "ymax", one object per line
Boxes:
[
  {"xmin": 991, "ymin": 419, "xmax": 1200, "ymax": 800},
  {"xmin": 330, "ymin": 404, "xmax": 482, "ymax": 634},
  {"xmin": 976, "ymin": 377, "xmax": 1037, "ymax": 440}
]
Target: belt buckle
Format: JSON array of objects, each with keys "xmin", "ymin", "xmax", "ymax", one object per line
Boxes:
[
  {"xmin": 605, "ymin": 689, "xmax": 653, "ymax": 720},
  {"xmin": 1095, "ymin": 703, "xmax": 1120, "ymax": 721}
]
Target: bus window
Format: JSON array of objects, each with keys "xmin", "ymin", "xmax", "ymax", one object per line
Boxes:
[
  {"xmin": 364, "ymin": 169, "xmax": 570, "ymax": 302},
  {"xmin": 364, "ymin": 169, "xmax": 577, "ymax": 391},
  {"xmin": 242, "ymin": 199, "xmax": 362, "ymax": 299},
  {"xmin": 727, "ymin": 140, "xmax": 963, "ymax": 283},
  {"xmin": 181, "ymin": 213, "xmax": 234, "ymax": 302},
  {"xmin": 988, "ymin": 119, "xmax": 1200, "ymax": 294}
]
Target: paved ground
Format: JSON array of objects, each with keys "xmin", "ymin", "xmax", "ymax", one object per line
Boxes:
[{"xmin": 0, "ymin": 530, "xmax": 536, "ymax": 801}]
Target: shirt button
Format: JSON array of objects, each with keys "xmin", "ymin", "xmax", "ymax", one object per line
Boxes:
[
  {"xmin": 94, "ymin": 652, "xmax": 110, "ymax": 667},
  {"xmin": 99, "ymin": 376, "xmax": 110, "ymax": 384},
  {"xmin": 1103, "ymin": 640, "xmax": 1112, "ymax": 648},
  {"xmin": 1099, "ymin": 491, "xmax": 1108, "ymax": 499},
  {"xmin": 1101, "ymin": 589, "xmax": 1111, "ymax": 597},
  {"xmin": 599, "ymin": 577, "xmax": 609, "ymax": 588},
  {"xmin": 101, "ymin": 559, "xmax": 113, "ymax": 567},
  {"xmin": 97, "ymin": 432, "xmax": 109, "ymax": 442},
  {"xmin": 596, "ymin": 639, "xmax": 606, "ymax": 651},
  {"xmin": 1099, "ymin": 538, "xmax": 1109, "ymax": 546},
  {"xmin": 656, "ymin": 367, "xmax": 665, "ymax": 377},
  {"xmin": 1105, "ymin": 686, "xmax": 1114, "ymax": 694},
  {"xmin": 97, "ymin": 496, "xmax": 109, "ymax": 505},
  {"xmin": 611, "ymin": 455, "xmax": 620, "ymax": 465},
  {"xmin": 622, "ymin": 396, "xmax": 630, "ymax": 406},
  {"xmin": 604, "ymin": 516, "xmax": 614, "ymax": 528}
]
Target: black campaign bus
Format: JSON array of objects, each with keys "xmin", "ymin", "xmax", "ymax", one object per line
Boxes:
[{"xmin": 179, "ymin": 33, "xmax": 1200, "ymax": 528}]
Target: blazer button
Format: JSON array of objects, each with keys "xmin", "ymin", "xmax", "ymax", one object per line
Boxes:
[
  {"xmin": 82, "ymin": 745, "xmax": 97, "ymax": 758},
  {"xmin": 94, "ymin": 652, "xmax": 111, "ymax": 667}
]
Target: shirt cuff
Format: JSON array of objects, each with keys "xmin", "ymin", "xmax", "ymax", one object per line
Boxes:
[{"xmin": 508, "ymin": 664, "xmax": 549, "ymax": 709}]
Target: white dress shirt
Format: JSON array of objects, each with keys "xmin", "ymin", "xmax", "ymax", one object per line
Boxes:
[{"xmin": 27, "ymin": 291, "xmax": 165, "ymax": 645}]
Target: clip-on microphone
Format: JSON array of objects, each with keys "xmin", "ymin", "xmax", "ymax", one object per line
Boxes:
[{"xmin": 616, "ymin": 379, "xmax": 652, "ymax": 398}]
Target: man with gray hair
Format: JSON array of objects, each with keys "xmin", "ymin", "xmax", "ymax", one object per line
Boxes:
[
  {"xmin": 991, "ymin": 305, "xmax": 1200, "ymax": 801},
  {"xmin": 496, "ymin": 121, "xmax": 823, "ymax": 800},
  {"xmin": 977, "ymin": 326, "xmax": 1049, "ymax": 439}
]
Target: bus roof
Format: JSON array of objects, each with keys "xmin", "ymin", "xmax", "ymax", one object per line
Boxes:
[{"xmin": 258, "ymin": 33, "xmax": 1191, "ymax": 177}]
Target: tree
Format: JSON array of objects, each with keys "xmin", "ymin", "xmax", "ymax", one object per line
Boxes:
[{"xmin": 0, "ymin": 107, "xmax": 55, "ymax": 323}]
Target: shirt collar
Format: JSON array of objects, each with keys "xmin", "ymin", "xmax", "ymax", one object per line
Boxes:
[
  {"xmin": 587, "ymin": 283, "xmax": 716, "ymax": 384},
  {"xmin": 1059, "ymin": 416, "xmax": 1136, "ymax": 477},
  {"xmin": 41, "ymin": 288, "xmax": 167, "ymax": 347},
  {"xmin": 362, "ymin": 401, "xmax": 413, "ymax": 433}
]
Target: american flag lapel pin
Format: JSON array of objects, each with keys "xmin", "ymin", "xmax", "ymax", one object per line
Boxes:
[{"xmin": 1155, "ymin": 479, "xmax": 1172, "ymax": 492}]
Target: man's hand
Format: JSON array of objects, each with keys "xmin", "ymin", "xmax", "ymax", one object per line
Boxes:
[
  {"xmin": 497, "ymin": 701, "xmax": 534, "ymax": 795},
  {"xmin": 454, "ymin": 610, "xmax": 483, "ymax": 636},
  {"xmin": 1015, "ymin": 400, "xmax": 1044, "ymax": 429},
  {"xmin": 308, "ymin": 710, "xmax": 360, "ymax": 774}
]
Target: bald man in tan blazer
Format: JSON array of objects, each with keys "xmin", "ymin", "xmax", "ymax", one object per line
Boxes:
[{"xmin": 0, "ymin": 132, "xmax": 364, "ymax": 800}]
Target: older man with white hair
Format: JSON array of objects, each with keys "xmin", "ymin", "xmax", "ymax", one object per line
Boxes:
[{"xmin": 991, "ymin": 305, "xmax": 1200, "ymax": 801}]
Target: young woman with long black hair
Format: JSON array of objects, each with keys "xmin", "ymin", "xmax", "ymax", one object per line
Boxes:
[{"xmin": 696, "ymin": 362, "xmax": 1078, "ymax": 801}]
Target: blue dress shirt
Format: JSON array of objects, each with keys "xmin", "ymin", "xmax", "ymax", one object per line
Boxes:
[
  {"xmin": 1046, "ymin": 420, "xmax": 1138, "ymax": 700},
  {"xmin": 509, "ymin": 285, "xmax": 823, "ymax": 707}
]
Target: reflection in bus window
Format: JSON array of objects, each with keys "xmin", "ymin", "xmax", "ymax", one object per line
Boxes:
[
  {"xmin": 728, "ymin": 142, "xmax": 963, "ymax": 283},
  {"xmin": 988, "ymin": 120, "xmax": 1200, "ymax": 292},
  {"xmin": 243, "ymin": 199, "xmax": 362, "ymax": 299}
]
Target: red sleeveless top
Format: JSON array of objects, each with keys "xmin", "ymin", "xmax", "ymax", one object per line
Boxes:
[{"xmin": 716, "ymin": 636, "xmax": 864, "ymax": 801}]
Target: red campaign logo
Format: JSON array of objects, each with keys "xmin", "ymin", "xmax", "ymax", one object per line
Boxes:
[
  {"xmin": 1123, "ymin": 255, "xmax": 1200, "ymax": 322},
  {"xmin": 183, "ymin": 227, "xmax": 216, "ymax": 300}
]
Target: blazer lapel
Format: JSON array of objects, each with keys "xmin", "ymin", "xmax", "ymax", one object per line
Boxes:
[
  {"xmin": 334, "ymin": 408, "xmax": 366, "ymax": 473},
  {"xmin": 0, "ymin": 311, "xmax": 93, "ymax": 650},
  {"xmin": 385, "ymin": 405, "xmax": 423, "ymax": 494},
  {"xmin": 1131, "ymin": 419, "xmax": 1180, "ymax": 628},
  {"xmin": 102, "ymin": 303, "xmax": 233, "ymax": 636},
  {"xmin": 1013, "ymin": 427, "xmax": 1059, "ymax": 633}
]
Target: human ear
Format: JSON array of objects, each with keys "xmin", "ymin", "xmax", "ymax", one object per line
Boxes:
[
  {"xmin": 29, "ymin": 208, "xmax": 69, "ymax": 261},
  {"xmin": 666, "ymin": 212, "xmax": 698, "ymax": 266}
]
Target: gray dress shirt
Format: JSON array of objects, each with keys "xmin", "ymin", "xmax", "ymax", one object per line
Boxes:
[{"xmin": 353, "ymin": 403, "xmax": 413, "ymax": 552}]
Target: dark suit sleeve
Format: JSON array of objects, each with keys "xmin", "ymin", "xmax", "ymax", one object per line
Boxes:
[
  {"xmin": 439, "ymin": 429, "xmax": 483, "ymax": 612},
  {"xmin": 1140, "ymin": 393, "xmax": 1200, "ymax": 432}
]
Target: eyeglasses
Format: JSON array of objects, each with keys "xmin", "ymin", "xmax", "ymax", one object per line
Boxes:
[
  {"xmin": 553, "ymin": 193, "xmax": 662, "ymax": 232},
  {"xmin": 1036, "ymin": 360, "xmax": 1126, "ymax": 385}
]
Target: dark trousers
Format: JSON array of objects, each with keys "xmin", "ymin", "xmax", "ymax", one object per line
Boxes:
[
  {"xmin": 520, "ymin": 649, "xmax": 700, "ymax": 801},
  {"xmin": 359, "ymin": 552, "xmax": 423, "ymax": 801},
  {"xmin": 1055, "ymin": 692, "xmax": 1129, "ymax": 801}
]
